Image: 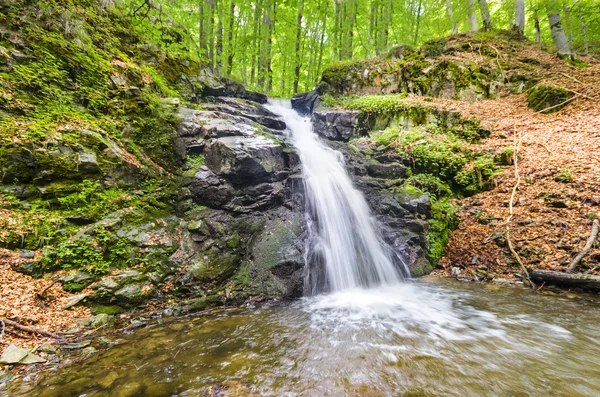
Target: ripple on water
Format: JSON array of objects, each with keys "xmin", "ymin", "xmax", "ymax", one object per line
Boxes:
[{"xmin": 6, "ymin": 279, "xmax": 600, "ymax": 397}]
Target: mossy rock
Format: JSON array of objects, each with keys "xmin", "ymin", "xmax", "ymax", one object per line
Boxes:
[{"xmin": 527, "ymin": 84, "xmax": 569, "ymax": 113}]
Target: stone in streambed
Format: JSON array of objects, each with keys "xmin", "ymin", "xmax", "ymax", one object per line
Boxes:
[{"xmin": 0, "ymin": 345, "xmax": 46, "ymax": 365}]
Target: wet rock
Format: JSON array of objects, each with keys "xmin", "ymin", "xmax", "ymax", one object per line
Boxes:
[
  {"xmin": 178, "ymin": 110, "xmax": 260, "ymax": 139},
  {"xmin": 62, "ymin": 294, "xmax": 88, "ymax": 309},
  {"xmin": 187, "ymin": 166, "xmax": 235, "ymax": 208},
  {"xmin": 114, "ymin": 284, "xmax": 145, "ymax": 304},
  {"xmin": 20, "ymin": 250, "xmax": 35, "ymax": 259},
  {"xmin": 37, "ymin": 344, "xmax": 58, "ymax": 354},
  {"xmin": 62, "ymin": 271, "xmax": 95, "ymax": 292},
  {"xmin": 198, "ymin": 68, "xmax": 267, "ymax": 104},
  {"xmin": 205, "ymin": 97, "xmax": 287, "ymax": 130},
  {"xmin": 61, "ymin": 341, "xmax": 92, "ymax": 350},
  {"xmin": 366, "ymin": 163, "xmax": 407, "ymax": 179},
  {"xmin": 92, "ymin": 313, "xmax": 115, "ymax": 328},
  {"xmin": 312, "ymin": 109, "xmax": 362, "ymax": 141},
  {"xmin": 205, "ymin": 135, "xmax": 286, "ymax": 185},
  {"xmin": 14, "ymin": 261, "xmax": 38, "ymax": 276},
  {"xmin": 291, "ymin": 90, "xmax": 321, "ymax": 115},
  {"xmin": 0, "ymin": 345, "xmax": 46, "ymax": 365}
]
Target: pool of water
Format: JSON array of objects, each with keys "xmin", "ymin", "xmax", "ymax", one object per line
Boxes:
[{"xmin": 8, "ymin": 279, "xmax": 600, "ymax": 396}]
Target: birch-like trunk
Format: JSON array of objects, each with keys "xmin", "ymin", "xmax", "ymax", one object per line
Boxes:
[
  {"xmin": 467, "ymin": 0, "xmax": 478, "ymax": 31},
  {"xmin": 514, "ymin": 0, "xmax": 525, "ymax": 34},
  {"xmin": 580, "ymin": 9, "xmax": 588, "ymax": 54},
  {"xmin": 547, "ymin": 11, "xmax": 571, "ymax": 57},
  {"xmin": 478, "ymin": 0, "xmax": 492, "ymax": 31},
  {"xmin": 446, "ymin": 0, "xmax": 458, "ymax": 34}
]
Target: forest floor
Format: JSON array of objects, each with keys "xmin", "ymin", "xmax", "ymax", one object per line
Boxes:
[{"xmin": 412, "ymin": 53, "xmax": 600, "ymax": 286}]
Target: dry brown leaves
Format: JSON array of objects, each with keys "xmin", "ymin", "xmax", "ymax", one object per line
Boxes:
[
  {"xmin": 0, "ymin": 249, "xmax": 91, "ymax": 350},
  {"xmin": 406, "ymin": 54, "xmax": 600, "ymax": 282}
]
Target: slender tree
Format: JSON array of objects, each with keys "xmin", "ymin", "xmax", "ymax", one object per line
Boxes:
[
  {"xmin": 293, "ymin": 0, "xmax": 305, "ymax": 94},
  {"xmin": 467, "ymin": 0, "xmax": 478, "ymax": 31},
  {"xmin": 514, "ymin": 0, "xmax": 525, "ymax": 34},
  {"xmin": 547, "ymin": 9, "xmax": 571, "ymax": 57},
  {"xmin": 478, "ymin": 0, "xmax": 492, "ymax": 31}
]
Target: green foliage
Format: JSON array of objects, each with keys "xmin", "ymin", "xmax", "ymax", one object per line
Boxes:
[
  {"xmin": 455, "ymin": 155, "xmax": 500, "ymax": 195},
  {"xmin": 494, "ymin": 147, "xmax": 515, "ymax": 166},
  {"xmin": 427, "ymin": 198, "xmax": 459, "ymax": 265},
  {"xmin": 183, "ymin": 154, "xmax": 206, "ymax": 177},
  {"xmin": 40, "ymin": 238, "xmax": 108, "ymax": 275},
  {"xmin": 554, "ymin": 167, "xmax": 574, "ymax": 183},
  {"xmin": 405, "ymin": 174, "xmax": 453, "ymax": 199},
  {"xmin": 328, "ymin": 95, "xmax": 412, "ymax": 114}
]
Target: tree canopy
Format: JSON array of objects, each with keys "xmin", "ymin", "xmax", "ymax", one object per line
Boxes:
[{"xmin": 75, "ymin": 0, "xmax": 600, "ymax": 96}]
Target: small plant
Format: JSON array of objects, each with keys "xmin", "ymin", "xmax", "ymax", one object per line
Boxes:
[{"xmin": 554, "ymin": 168, "xmax": 574, "ymax": 183}]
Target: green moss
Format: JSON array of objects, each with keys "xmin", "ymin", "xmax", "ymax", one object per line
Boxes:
[
  {"xmin": 427, "ymin": 198, "xmax": 459, "ymax": 265},
  {"xmin": 182, "ymin": 154, "xmax": 206, "ymax": 177},
  {"xmin": 527, "ymin": 84, "xmax": 569, "ymax": 113},
  {"xmin": 422, "ymin": 38, "xmax": 447, "ymax": 57},
  {"xmin": 405, "ymin": 174, "xmax": 452, "ymax": 199}
]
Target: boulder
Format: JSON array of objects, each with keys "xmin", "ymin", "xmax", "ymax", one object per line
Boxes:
[
  {"xmin": 205, "ymin": 135, "xmax": 286, "ymax": 185},
  {"xmin": 187, "ymin": 166, "xmax": 235, "ymax": 208},
  {"xmin": 198, "ymin": 68, "xmax": 267, "ymax": 103},
  {"xmin": 366, "ymin": 163, "xmax": 407, "ymax": 179},
  {"xmin": 312, "ymin": 110, "xmax": 362, "ymax": 141},
  {"xmin": 177, "ymin": 110, "xmax": 259, "ymax": 140},
  {"xmin": 0, "ymin": 345, "xmax": 45, "ymax": 365},
  {"xmin": 291, "ymin": 90, "xmax": 321, "ymax": 115}
]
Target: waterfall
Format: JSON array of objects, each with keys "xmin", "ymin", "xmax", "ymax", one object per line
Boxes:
[{"xmin": 266, "ymin": 100, "xmax": 407, "ymax": 294}]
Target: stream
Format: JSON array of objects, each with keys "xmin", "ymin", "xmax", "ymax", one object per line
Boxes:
[
  {"xmin": 7, "ymin": 102, "xmax": 600, "ymax": 396},
  {"xmin": 8, "ymin": 279, "xmax": 600, "ymax": 396}
]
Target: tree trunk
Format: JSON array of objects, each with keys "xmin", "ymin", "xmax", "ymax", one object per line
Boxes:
[
  {"xmin": 347, "ymin": 0, "xmax": 356, "ymax": 59},
  {"xmin": 580, "ymin": 9, "xmax": 588, "ymax": 54},
  {"xmin": 547, "ymin": 11, "xmax": 571, "ymax": 57},
  {"xmin": 478, "ymin": 0, "xmax": 492, "ymax": 31},
  {"xmin": 198, "ymin": 0, "xmax": 205, "ymax": 58},
  {"xmin": 216, "ymin": 0, "xmax": 223, "ymax": 71},
  {"xmin": 535, "ymin": 17, "xmax": 541, "ymax": 43},
  {"xmin": 413, "ymin": 0, "xmax": 423, "ymax": 45},
  {"xmin": 530, "ymin": 270, "xmax": 600, "ymax": 290},
  {"xmin": 564, "ymin": 5, "xmax": 573, "ymax": 48},
  {"xmin": 207, "ymin": 0, "xmax": 215, "ymax": 65},
  {"xmin": 446, "ymin": 0, "xmax": 458, "ymax": 34},
  {"xmin": 467, "ymin": 0, "xmax": 478, "ymax": 31},
  {"xmin": 250, "ymin": 1, "xmax": 261, "ymax": 86},
  {"xmin": 514, "ymin": 0, "xmax": 525, "ymax": 34},
  {"xmin": 293, "ymin": 0, "xmax": 305, "ymax": 94},
  {"xmin": 226, "ymin": 0, "xmax": 235, "ymax": 76},
  {"xmin": 334, "ymin": 0, "xmax": 341, "ymax": 60}
]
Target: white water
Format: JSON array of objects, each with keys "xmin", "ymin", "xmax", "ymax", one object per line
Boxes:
[{"xmin": 266, "ymin": 100, "xmax": 407, "ymax": 293}]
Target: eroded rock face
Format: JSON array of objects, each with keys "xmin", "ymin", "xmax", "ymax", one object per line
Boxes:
[
  {"xmin": 175, "ymin": 97, "xmax": 306, "ymax": 302},
  {"xmin": 205, "ymin": 136, "xmax": 287, "ymax": 185},
  {"xmin": 325, "ymin": 141, "xmax": 431, "ymax": 276},
  {"xmin": 311, "ymin": 110, "xmax": 363, "ymax": 141}
]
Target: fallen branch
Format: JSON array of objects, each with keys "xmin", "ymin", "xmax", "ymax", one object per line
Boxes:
[
  {"xmin": 0, "ymin": 318, "xmax": 65, "ymax": 341},
  {"xmin": 37, "ymin": 277, "xmax": 61, "ymax": 301},
  {"xmin": 530, "ymin": 270, "xmax": 600, "ymax": 290},
  {"xmin": 567, "ymin": 219, "xmax": 599, "ymax": 273}
]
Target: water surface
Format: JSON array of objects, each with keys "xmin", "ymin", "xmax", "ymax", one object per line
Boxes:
[{"xmin": 10, "ymin": 279, "xmax": 600, "ymax": 397}]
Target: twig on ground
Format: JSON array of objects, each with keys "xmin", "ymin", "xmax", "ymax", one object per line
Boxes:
[
  {"xmin": 567, "ymin": 219, "xmax": 599, "ymax": 273},
  {"xmin": 0, "ymin": 318, "xmax": 65, "ymax": 341}
]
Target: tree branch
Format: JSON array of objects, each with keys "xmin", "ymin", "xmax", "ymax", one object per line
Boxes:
[{"xmin": 567, "ymin": 219, "xmax": 599, "ymax": 272}]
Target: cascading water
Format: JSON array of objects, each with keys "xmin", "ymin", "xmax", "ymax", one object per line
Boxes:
[{"xmin": 266, "ymin": 100, "xmax": 408, "ymax": 294}]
